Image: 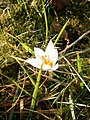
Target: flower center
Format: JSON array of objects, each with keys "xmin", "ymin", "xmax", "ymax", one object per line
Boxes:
[{"xmin": 42, "ymin": 55, "xmax": 53, "ymax": 67}]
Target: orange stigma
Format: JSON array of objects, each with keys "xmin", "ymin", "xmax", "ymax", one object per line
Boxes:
[{"xmin": 42, "ymin": 56, "xmax": 53, "ymax": 67}]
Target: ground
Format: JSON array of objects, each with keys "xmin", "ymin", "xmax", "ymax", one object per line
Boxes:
[{"xmin": 0, "ymin": 0, "xmax": 90, "ymax": 120}]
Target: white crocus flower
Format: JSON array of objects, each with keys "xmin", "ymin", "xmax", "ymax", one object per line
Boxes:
[{"xmin": 26, "ymin": 40, "xmax": 58, "ymax": 71}]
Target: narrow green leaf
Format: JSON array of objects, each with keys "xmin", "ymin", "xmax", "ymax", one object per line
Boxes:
[
  {"xmin": 69, "ymin": 93, "xmax": 76, "ymax": 120},
  {"xmin": 30, "ymin": 64, "xmax": 43, "ymax": 110},
  {"xmin": 19, "ymin": 42, "xmax": 34, "ymax": 55},
  {"xmin": 12, "ymin": 56, "xmax": 35, "ymax": 87},
  {"xmin": 77, "ymin": 53, "xmax": 82, "ymax": 73},
  {"xmin": 12, "ymin": 79, "xmax": 31, "ymax": 96},
  {"xmin": 7, "ymin": 33, "xmax": 34, "ymax": 55},
  {"xmin": 0, "ymin": 73, "xmax": 31, "ymax": 96},
  {"xmin": 77, "ymin": 53, "xmax": 84, "ymax": 89},
  {"xmin": 22, "ymin": 0, "xmax": 30, "ymax": 18},
  {"xmin": 54, "ymin": 19, "xmax": 69, "ymax": 46},
  {"xmin": 42, "ymin": 0, "xmax": 48, "ymax": 44},
  {"xmin": 8, "ymin": 87, "xmax": 19, "ymax": 120}
]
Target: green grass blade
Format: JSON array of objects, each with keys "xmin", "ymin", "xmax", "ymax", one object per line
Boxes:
[
  {"xmin": 12, "ymin": 56, "xmax": 35, "ymax": 87},
  {"xmin": 63, "ymin": 56, "xmax": 90, "ymax": 92},
  {"xmin": 7, "ymin": 33, "xmax": 34, "ymax": 55},
  {"xmin": 69, "ymin": 93, "xmax": 76, "ymax": 120},
  {"xmin": 12, "ymin": 79, "xmax": 31, "ymax": 96},
  {"xmin": 54, "ymin": 19, "xmax": 69, "ymax": 46},
  {"xmin": 19, "ymin": 42, "xmax": 34, "ymax": 55},
  {"xmin": 77, "ymin": 53, "xmax": 82, "ymax": 74},
  {"xmin": 22, "ymin": 0, "xmax": 30, "ymax": 18},
  {"xmin": 42, "ymin": 0, "xmax": 48, "ymax": 44},
  {"xmin": 0, "ymin": 72, "xmax": 31, "ymax": 96},
  {"xmin": 77, "ymin": 53, "xmax": 84, "ymax": 89},
  {"xmin": 8, "ymin": 87, "xmax": 19, "ymax": 120}
]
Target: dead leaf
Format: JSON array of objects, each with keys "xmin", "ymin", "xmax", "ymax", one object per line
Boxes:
[{"xmin": 52, "ymin": 0, "xmax": 70, "ymax": 9}]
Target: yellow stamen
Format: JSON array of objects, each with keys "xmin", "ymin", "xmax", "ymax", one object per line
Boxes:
[{"xmin": 42, "ymin": 56, "xmax": 53, "ymax": 67}]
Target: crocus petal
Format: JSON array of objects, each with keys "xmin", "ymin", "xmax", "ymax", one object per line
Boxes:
[
  {"xmin": 45, "ymin": 40, "xmax": 54, "ymax": 53},
  {"xmin": 42, "ymin": 64, "xmax": 51, "ymax": 71},
  {"xmin": 34, "ymin": 47, "xmax": 45, "ymax": 61},
  {"xmin": 26, "ymin": 40, "xmax": 58, "ymax": 71},
  {"xmin": 25, "ymin": 58, "xmax": 42, "ymax": 69},
  {"xmin": 47, "ymin": 49, "xmax": 58, "ymax": 65},
  {"xmin": 51, "ymin": 63, "xmax": 58, "ymax": 70}
]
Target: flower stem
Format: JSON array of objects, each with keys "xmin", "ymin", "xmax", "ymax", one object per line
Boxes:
[{"xmin": 30, "ymin": 64, "xmax": 42, "ymax": 110}]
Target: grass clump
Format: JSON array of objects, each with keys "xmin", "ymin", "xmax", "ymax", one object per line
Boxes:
[{"xmin": 0, "ymin": 0, "xmax": 90, "ymax": 120}]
